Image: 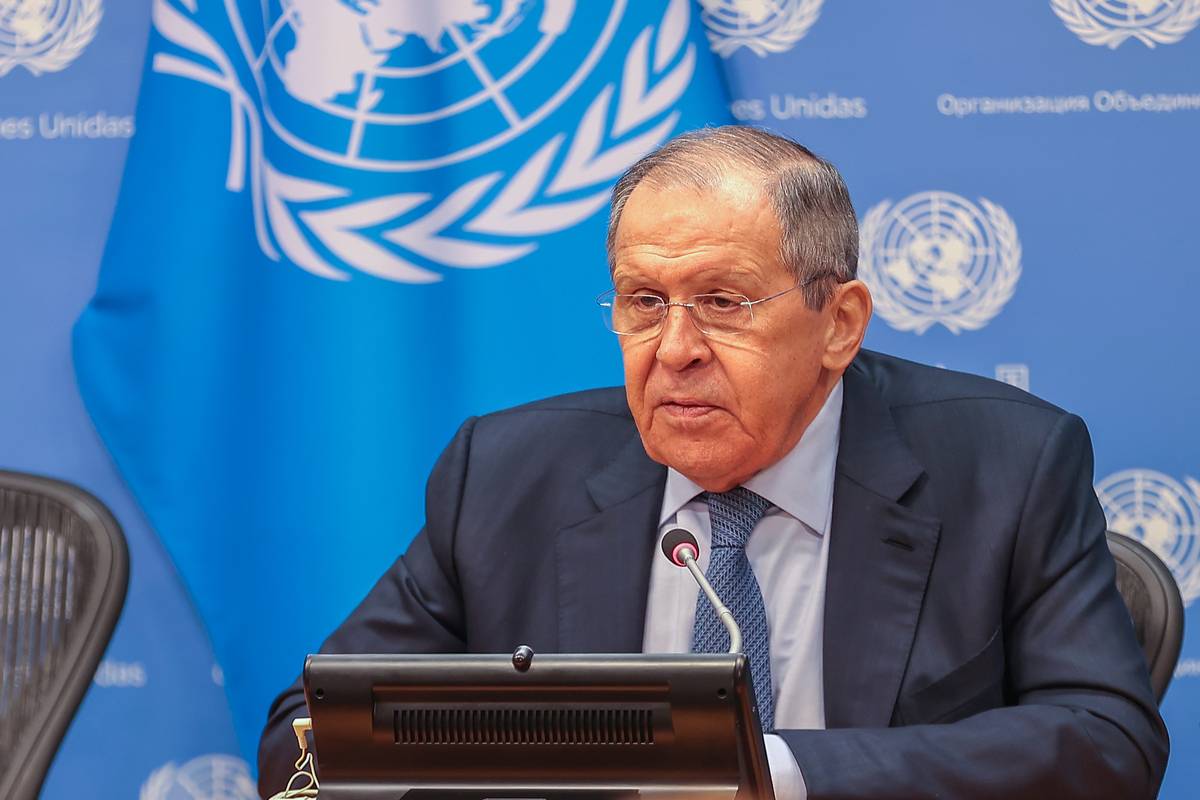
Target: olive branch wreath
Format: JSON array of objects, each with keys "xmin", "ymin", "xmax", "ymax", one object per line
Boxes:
[
  {"xmin": 1050, "ymin": 0, "xmax": 1200, "ymax": 48},
  {"xmin": 1183, "ymin": 476, "xmax": 1200, "ymax": 603},
  {"xmin": 150, "ymin": 0, "xmax": 697, "ymax": 283},
  {"xmin": 858, "ymin": 197, "xmax": 1022, "ymax": 335},
  {"xmin": 0, "ymin": 0, "xmax": 102, "ymax": 77},
  {"xmin": 702, "ymin": 0, "xmax": 822, "ymax": 58}
]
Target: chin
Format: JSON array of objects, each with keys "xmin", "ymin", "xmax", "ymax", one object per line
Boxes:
[{"xmin": 649, "ymin": 442, "xmax": 747, "ymax": 490}]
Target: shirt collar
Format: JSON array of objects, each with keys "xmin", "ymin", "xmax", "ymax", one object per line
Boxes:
[{"xmin": 658, "ymin": 378, "xmax": 844, "ymax": 535}]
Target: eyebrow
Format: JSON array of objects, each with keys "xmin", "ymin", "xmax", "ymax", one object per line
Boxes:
[{"xmin": 612, "ymin": 264, "xmax": 763, "ymax": 288}]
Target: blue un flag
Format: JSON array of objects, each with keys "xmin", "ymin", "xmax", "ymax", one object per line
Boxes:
[{"xmin": 74, "ymin": 0, "xmax": 730, "ymax": 758}]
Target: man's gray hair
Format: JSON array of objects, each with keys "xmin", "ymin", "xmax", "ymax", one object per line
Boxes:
[{"xmin": 606, "ymin": 125, "xmax": 858, "ymax": 309}]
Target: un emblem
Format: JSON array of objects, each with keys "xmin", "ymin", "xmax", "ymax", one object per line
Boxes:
[
  {"xmin": 1051, "ymin": 0, "xmax": 1200, "ymax": 48},
  {"xmin": 153, "ymin": 0, "xmax": 697, "ymax": 283},
  {"xmin": 140, "ymin": 754, "xmax": 257, "ymax": 800},
  {"xmin": 1097, "ymin": 469, "xmax": 1200, "ymax": 606},
  {"xmin": 858, "ymin": 191, "xmax": 1021, "ymax": 335},
  {"xmin": 699, "ymin": 0, "xmax": 823, "ymax": 57},
  {"xmin": 0, "ymin": 0, "xmax": 101, "ymax": 77},
  {"xmin": 261, "ymin": 0, "xmax": 620, "ymax": 171}
]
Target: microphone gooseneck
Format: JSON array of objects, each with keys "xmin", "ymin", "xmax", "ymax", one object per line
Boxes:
[{"xmin": 661, "ymin": 528, "xmax": 742, "ymax": 654}]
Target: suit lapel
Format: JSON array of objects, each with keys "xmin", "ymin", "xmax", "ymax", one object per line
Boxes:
[
  {"xmin": 556, "ymin": 431, "xmax": 666, "ymax": 653},
  {"xmin": 823, "ymin": 362, "xmax": 942, "ymax": 728}
]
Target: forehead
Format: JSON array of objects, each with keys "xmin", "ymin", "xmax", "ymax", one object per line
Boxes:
[{"xmin": 612, "ymin": 177, "xmax": 785, "ymax": 283}]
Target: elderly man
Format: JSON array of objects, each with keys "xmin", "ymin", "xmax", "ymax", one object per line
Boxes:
[{"xmin": 258, "ymin": 126, "xmax": 1167, "ymax": 798}]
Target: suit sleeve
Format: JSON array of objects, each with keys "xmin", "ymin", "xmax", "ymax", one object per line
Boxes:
[
  {"xmin": 777, "ymin": 413, "xmax": 1169, "ymax": 799},
  {"xmin": 256, "ymin": 418, "xmax": 477, "ymax": 797}
]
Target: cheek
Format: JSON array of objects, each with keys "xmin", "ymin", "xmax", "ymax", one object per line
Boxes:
[
  {"xmin": 725, "ymin": 343, "xmax": 820, "ymax": 428},
  {"xmin": 719, "ymin": 346, "xmax": 779, "ymax": 408},
  {"xmin": 620, "ymin": 343, "xmax": 653, "ymax": 405}
]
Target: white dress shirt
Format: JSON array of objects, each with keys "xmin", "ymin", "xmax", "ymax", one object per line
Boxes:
[{"xmin": 641, "ymin": 379, "xmax": 843, "ymax": 800}]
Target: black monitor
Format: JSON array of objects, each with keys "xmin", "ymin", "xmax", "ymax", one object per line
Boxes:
[{"xmin": 303, "ymin": 649, "xmax": 775, "ymax": 800}]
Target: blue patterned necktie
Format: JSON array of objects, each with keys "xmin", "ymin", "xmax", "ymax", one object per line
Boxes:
[{"xmin": 691, "ymin": 486, "xmax": 775, "ymax": 732}]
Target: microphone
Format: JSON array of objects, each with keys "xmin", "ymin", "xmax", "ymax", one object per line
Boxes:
[{"xmin": 660, "ymin": 528, "xmax": 742, "ymax": 654}]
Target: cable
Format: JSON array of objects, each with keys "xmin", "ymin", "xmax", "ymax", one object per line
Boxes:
[{"xmin": 267, "ymin": 717, "xmax": 320, "ymax": 799}]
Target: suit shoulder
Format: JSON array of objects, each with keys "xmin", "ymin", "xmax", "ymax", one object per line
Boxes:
[
  {"xmin": 447, "ymin": 387, "xmax": 641, "ymax": 504},
  {"xmin": 850, "ymin": 351, "xmax": 1085, "ymax": 478},
  {"xmin": 466, "ymin": 387, "xmax": 636, "ymax": 460},
  {"xmin": 853, "ymin": 349, "xmax": 1065, "ymax": 418}
]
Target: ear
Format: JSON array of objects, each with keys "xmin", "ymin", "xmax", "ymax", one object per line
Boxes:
[{"xmin": 821, "ymin": 280, "xmax": 872, "ymax": 371}]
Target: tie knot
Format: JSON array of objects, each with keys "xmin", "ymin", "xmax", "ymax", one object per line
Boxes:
[{"xmin": 704, "ymin": 487, "xmax": 772, "ymax": 549}]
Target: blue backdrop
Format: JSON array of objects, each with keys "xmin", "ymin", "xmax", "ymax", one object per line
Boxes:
[{"xmin": 1, "ymin": 1, "xmax": 1197, "ymax": 797}]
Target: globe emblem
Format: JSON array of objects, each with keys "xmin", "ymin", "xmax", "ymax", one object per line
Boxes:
[
  {"xmin": 140, "ymin": 754, "xmax": 257, "ymax": 800},
  {"xmin": 1096, "ymin": 469, "xmax": 1200, "ymax": 605},
  {"xmin": 698, "ymin": 0, "xmax": 823, "ymax": 56},
  {"xmin": 151, "ymin": 0, "xmax": 694, "ymax": 282},
  {"xmin": 0, "ymin": 0, "xmax": 100, "ymax": 77},
  {"xmin": 876, "ymin": 193, "xmax": 993, "ymax": 311},
  {"xmin": 858, "ymin": 191, "xmax": 1021, "ymax": 334},
  {"xmin": 699, "ymin": 0, "xmax": 788, "ymax": 36},
  {"xmin": 1080, "ymin": 0, "xmax": 1177, "ymax": 28},
  {"xmin": 259, "ymin": 0, "xmax": 625, "ymax": 172},
  {"xmin": 1051, "ymin": 0, "xmax": 1200, "ymax": 48}
]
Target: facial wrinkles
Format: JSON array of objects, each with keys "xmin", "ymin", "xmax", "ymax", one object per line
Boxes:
[
  {"xmin": 615, "ymin": 249, "xmax": 767, "ymax": 292},
  {"xmin": 640, "ymin": 321, "xmax": 773, "ymax": 416},
  {"xmin": 615, "ymin": 179, "xmax": 819, "ymax": 476},
  {"xmin": 614, "ymin": 188, "xmax": 779, "ymax": 287},
  {"xmin": 621, "ymin": 290, "xmax": 791, "ymax": 412}
]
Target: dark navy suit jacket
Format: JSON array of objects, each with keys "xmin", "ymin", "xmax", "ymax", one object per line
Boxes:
[{"xmin": 258, "ymin": 350, "xmax": 1168, "ymax": 799}]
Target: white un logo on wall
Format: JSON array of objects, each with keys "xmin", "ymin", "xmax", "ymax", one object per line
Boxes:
[
  {"xmin": 140, "ymin": 754, "xmax": 257, "ymax": 800},
  {"xmin": 1097, "ymin": 469, "xmax": 1200, "ymax": 606},
  {"xmin": 0, "ymin": 0, "xmax": 101, "ymax": 77},
  {"xmin": 261, "ymin": 0, "xmax": 616, "ymax": 172},
  {"xmin": 1051, "ymin": 0, "xmax": 1200, "ymax": 48},
  {"xmin": 858, "ymin": 191, "xmax": 1021, "ymax": 335},
  {"xmin": 154, "ymin": 0, "xmax": 696, "ymax": 284},
  {"xmin": 699, "ymin": 0, "xmax": 823, "ymax": 57}
]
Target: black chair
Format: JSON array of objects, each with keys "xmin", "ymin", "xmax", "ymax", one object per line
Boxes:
[
  {"xmin": 1106, "ymin": 530, "xmax": 1185, "ymax": 704},
  {"xmin": 0, "ymin": 470, "xmax": 129, "ymax": 800}
]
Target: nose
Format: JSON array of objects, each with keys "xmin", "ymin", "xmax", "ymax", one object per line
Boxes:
[{"xmin": 655, "ymin": 304, "xmax": 710, "ymax": 372}]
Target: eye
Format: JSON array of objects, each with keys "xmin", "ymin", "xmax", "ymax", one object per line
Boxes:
[
  {"xmin": 629, "ymin": 293, "xmax": 664, "ymax": 311},
  {"xmin": 616, "ymin": 293, "xmax": 664, "ymax": 317},
  {"xmin": 696, "ymin": 293, "xmax": 746, "ymax": 313}
]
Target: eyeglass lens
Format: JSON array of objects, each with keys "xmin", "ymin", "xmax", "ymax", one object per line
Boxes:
[{"xmin": 603, "ymin": 294, "xmax": 753, "ymax": 335}]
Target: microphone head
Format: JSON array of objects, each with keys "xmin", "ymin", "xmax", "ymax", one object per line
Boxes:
[{"xmin": 661, "ymin": 528, "xmax": 699, "ymax": 568}]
